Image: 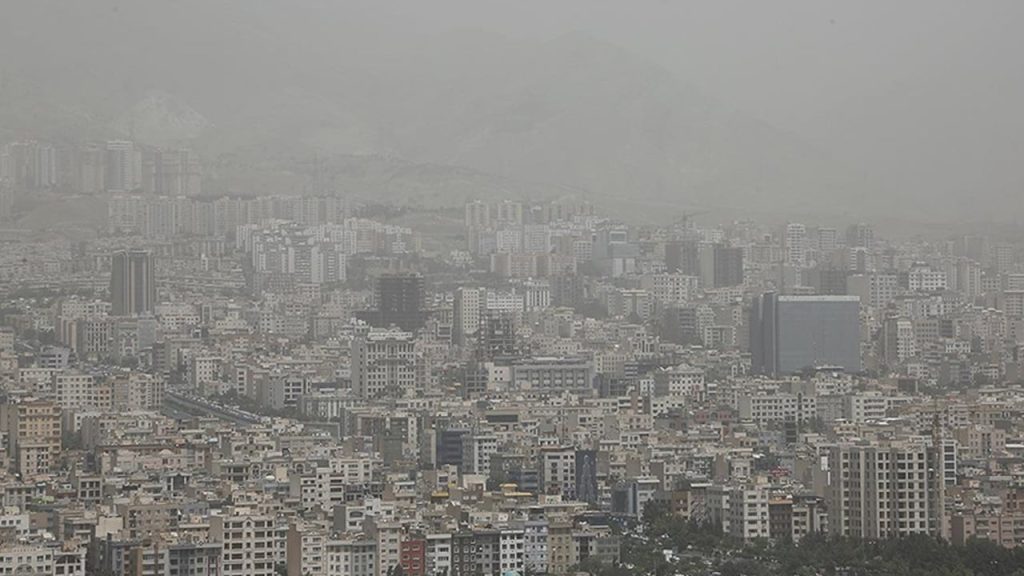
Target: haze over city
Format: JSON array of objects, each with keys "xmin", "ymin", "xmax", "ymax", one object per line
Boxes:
[
  {"xmin": 2, "ymin": 1, "xmax": 1023, "ymax": 224},
  {"xmin": 1, "ymin": 3, "xmax": 1024, "ymax": 576}
]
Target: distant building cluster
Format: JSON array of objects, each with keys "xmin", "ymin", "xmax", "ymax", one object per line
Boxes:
[
  {"xmin": 465, "ymin": 199, "xmax": 592, "ymax": 278},
  {"xmin": 0, "ymin": 139, "xmax": 201, "ymax": 196},
  {"xmin": 108, "ymin": 194, "xmax": 352, "ymax": 238}
]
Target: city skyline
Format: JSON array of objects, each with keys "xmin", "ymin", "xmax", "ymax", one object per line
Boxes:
[{"xmin": 1, "ymin": 3, "xmax": 1024, "ymax": 576}]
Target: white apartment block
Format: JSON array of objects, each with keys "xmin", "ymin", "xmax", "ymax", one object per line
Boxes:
[
  {"xmin": 908, "ymin": 265, "xmax": 948, "ymax": 292},
  {"xmin": 462, "ymin": 434, "xmax": 499, "ymax": 476},
  {"xmin": 737, "ymin": 392, "xmax": 817, "ymax": 424},
  {"xmin": 498, "ymin": 529, "xmax": 526, "ymax": 575},
  {"xmin": 651, "ymin": 365, "xmax": 706, "ymax": 399},
  {"xmin": 351, "ymin": 329, "xmax": 417, "ymax": 399},
  {"xmin": 786, "ymin": 223, "xmax": 807, "ymax": 268},
  {"xmin": 727, "ymin": 485, "xmax": 770, "ymax": 541},
  {"xmin": 425, "ymin": 533, "xmax": 452, "ymax": 576},
  {"xmin": 647, "ymin": 273, "xmax": 698, "ymax": 306},
  {"xmin": 453, "ymin": 287, "xmax": 484, "ymax": 344},
  {"xmin": 842, "ymin": 393, "xmax": 891, "ymax": 423}
]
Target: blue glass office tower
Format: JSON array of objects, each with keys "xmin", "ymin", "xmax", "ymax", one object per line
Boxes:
[{"xmin": 750, "ymin": 293, "xmax": 861, "ymax": 376}]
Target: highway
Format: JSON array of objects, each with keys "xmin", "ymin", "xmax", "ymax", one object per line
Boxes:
[{"xmin": 162, "ymin": 391, "xmax": 265, "ymax": 427}]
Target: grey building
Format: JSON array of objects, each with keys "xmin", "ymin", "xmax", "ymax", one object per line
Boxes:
[
  {"xmin": 110, "ymin": 250, "xmax": 156, "ymax": 316},
  {"xmin": 367, "ymin": 272, "xmax": 428, "ymax": 332},
  {"xmin": 750, "ymin": 293, "xmax": 861, "ymax": 376},
  {"xmin": 510, "ymin": 357, "xmax": 594, "ymax": 396},
  {"xmin": 712, "ymin": 245, "xmax": 745, "ymax": 288}
]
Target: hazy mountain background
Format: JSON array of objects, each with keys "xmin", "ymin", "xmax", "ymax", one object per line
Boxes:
[{"xmin": 1, "ymin": 0, "xmax": 1021, "ymax": 223}]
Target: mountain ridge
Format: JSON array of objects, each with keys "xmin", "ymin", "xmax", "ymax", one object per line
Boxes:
[{"xmin": 0, "ymin": 3, "xmax": 865, "ymax": 218}]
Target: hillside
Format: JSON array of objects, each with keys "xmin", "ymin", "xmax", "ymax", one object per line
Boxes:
[{"xmin": 0, "ymin": 1, "xmax": 861, "ymax": 217}]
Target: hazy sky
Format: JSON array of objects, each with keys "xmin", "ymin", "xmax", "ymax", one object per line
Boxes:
[
  {"xmin": 348, "ymin": 0, "xmax": 1024, "ymax": 217},
  {"xmin": 359, "ymin": 1, "xmax": 1023, "ymax": 135},
  {"xmin": 4, "ymin": 0, "xmax": 1023, "ymax": 221}
]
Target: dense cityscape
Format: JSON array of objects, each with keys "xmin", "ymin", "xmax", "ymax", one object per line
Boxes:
[
  {"xmin": 0, "ymin": 137, "xmax": 1024, "ymax": 576},
  {"xmin": 4, "ymin": 2, "xmax": 1024, "ymax": 576}
]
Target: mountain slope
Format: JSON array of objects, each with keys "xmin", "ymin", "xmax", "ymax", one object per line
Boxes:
[{"xmin": 0, "ymin": 1, "xmax": 860, "ymax": 217}]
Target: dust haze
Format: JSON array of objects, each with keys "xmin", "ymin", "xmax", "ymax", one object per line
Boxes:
[{"xmin": 1, "ymin": 0, "xmax": 1022, "ymax": 223}]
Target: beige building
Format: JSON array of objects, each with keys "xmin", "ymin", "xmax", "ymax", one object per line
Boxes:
[
  {"xmin": 3, "ymin": 398, "xmax": 61, "ymax": 478},
  {"xmin": 210, "ymin": 509, "xmax": 287, "ymax": 576},
  {"xmin": 826, "ymin": 441, "xmax": 944, "ymax": 538}
]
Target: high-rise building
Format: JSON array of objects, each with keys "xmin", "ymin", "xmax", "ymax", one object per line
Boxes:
[
  {"xmin": 648, "ymin": 273, "xmax": 697, "ymax": 307},
  {"xmin": 0, "ymin": 141, "xmax": 58, "ymax": 190},
  {"xmin": 246, "ymin": 223, "xmax": 348, "ymax": 294},
  {"xmin": 814, "ymin": 266, "xmax": 848, "ymax": 295},
  {"xmin": 845, "ymin": 223, "xmax": 875, "ymax": 250},
  {"xmin": 494, "ymin": 200, "xmax": 524, "ymax": 225},
  {"xmin": 727, "ymin": 485, "xmax": 771, "ymax": 542},
  {"xmin": 110, "ymin": 250, "xmax": 156, "ymax": 316},
  {"xmin": 370, "ymin": 273, "xmax": 427, "ymax": 332},
  {"xmin": 461, "ymin": 434, "xmax": 499, "ymax": 476},
  {"xmin": 75, "ymin": 142, "xmax": 106, "ymax": 194},
  {"xmin": 477, "ymin": 312, "xmax": 518, "ymax": 361},
  {"xmin": 104, "ymin": 140, "xmax": 142, "ymax": 193},
  {"xmin": 750, "ymin": 293, "xmax": 861, "ymax": 376},
  {"xmin": 495, "ymin": 227, "xmax": 522, "ymax": 253},
  {"xmin": 712, "ymin": 245, "xmax": 744, "ymax": 288},
  {"xmin": 436, "ymin": 428, "xmax": 470, "ymax": 469},
  {"xmin": 664, "ymin": 240, "xmax": 699, "ymax": 275},
  {"xmin": 351, "ymin": 329, "xmax": 418, "ymax": 399},
  {"xmin": 464, "ymin": 200, "xmax": 491, "ymax": 229},
  {"xmin": 907, "ymin": 263, "xmax": 948, "ymax": 292},
  {"xmin": 453, "ymin": 287, "xmax": 484, "ymax": 347},
  {"xmin": 550, "ymin": 275, "xmax": 584, "ymax": 308},
  {"xmin": 826, "ymin": 441, "xmax": 944, "ymax": 538},
  {"xmin": 881, "ymin": 316, "xmax": 916, "ymax": 368},
  {"xmin": 952, "ymin": 258, "xmax": 983, "ymax": 301},
  {"xmin": 522, "ymin": 224, "xmax": 551, "ymax": 253},
  {"xmin": 847, "ymin": 272, "xmax": 899, "ymax": 310},
  {"xmin": 818, "ymin": 227, "xmax": 838, "ymax": 252},
  {"xmin": 142, "ymin": 148, "xmax": 201, "ymax": 196},
  {"xmin": 575, "ymin": 449, "xmax": 600, "ymax": 504},
  {"xmin": 785, "ymin": 223, "xmax": 807, "ymax": 268},
  {"xmin": 661, "ymin": 306, "xmax": 700, "ymax": 345}
]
